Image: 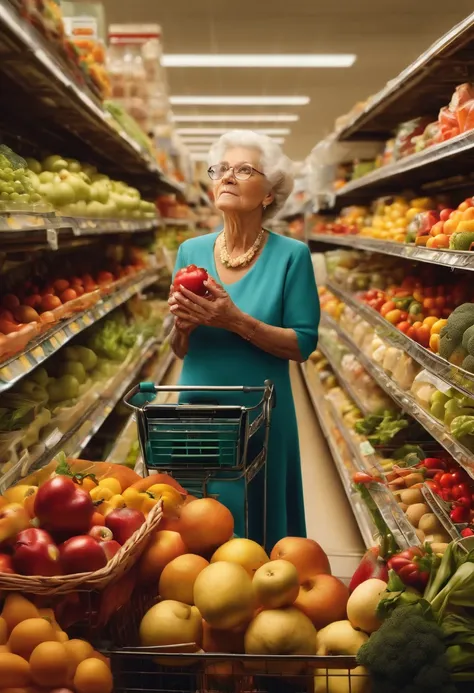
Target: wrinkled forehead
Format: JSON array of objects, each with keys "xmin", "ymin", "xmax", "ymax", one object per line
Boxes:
[{"xmin": 221, "ymin": 146, "xmax": 263, "ymax": 169}]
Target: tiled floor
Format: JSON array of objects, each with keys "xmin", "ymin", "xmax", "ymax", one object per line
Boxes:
[{"xmin": 162, "ymin": 357, "xmax": 365, "ymax": 579}]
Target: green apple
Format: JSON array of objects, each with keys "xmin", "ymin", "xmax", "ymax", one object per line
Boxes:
[
  {"xmin": 30, "ymin": 367, "xmax": 49, "ymax": 387},
  {"xmin": 17, "ymin": 380, "xmax": 48, "ymax": 402},
  {"xmin": 26, "ymin": 158, "xmax": 42, "ymax": 174},
  {"xmin": 47, "ymin": 374, "xmax": 80, "ymax": 402},
  {"xmin": 66, "ymin": 158, "xmax": 82, "ymax": 173},
  {"xmin": 74, "ymin": 346, "xmax": 98, "ymax": 372},
  {"xmin": 58, "ymin": 361, "xmax": 87, "ymax": 385},
  {"xmin": 42, "ymin": 155, "xmax": 68, "ymax": 172}
]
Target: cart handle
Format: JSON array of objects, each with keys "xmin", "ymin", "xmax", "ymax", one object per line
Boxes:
[{"xmin": 123, "ymin": 379, "xmax": 275, "ymax": 411}]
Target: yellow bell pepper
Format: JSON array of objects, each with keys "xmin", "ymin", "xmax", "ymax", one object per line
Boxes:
[
  {"xmin": 108, "ymin": 494, "xmax": 127, "ymax": 511},
  {"xmin": 98, "ymin": 477, "xmax": 122, "ymax": 495},
  {"xmin": 146, "ymin": 484, "xmax": 184, "ymax": 516},
  {"xmin": 90, "ymin": 486, "xmax": 114, "ymax": 513},
  {"xmin": 140, "ymin": 491, "xmax": 159, "ymax": 515},
  {"xmin": 122, "ymin": 487, "xmax": 144, "ymax": 511}
]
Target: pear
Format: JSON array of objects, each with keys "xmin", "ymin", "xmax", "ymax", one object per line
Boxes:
[
  {"xmin": 58, "ymin": 361, "xmax": 87, "ymax": 385},
  {"xmin": 65, "ymin": 158, "xmax": 81, "ymax": 173}
]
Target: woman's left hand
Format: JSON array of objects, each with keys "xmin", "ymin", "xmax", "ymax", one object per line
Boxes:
[{"xmin": 170, "ymin": 278, "xmax": 241, "ymax": 329}]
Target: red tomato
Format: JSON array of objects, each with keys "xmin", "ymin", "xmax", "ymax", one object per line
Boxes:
[
  {"xmin": 59, "ymin": 535, "xmax": 107, "ymax": 574},
  {"xmin": 13, "ymin": 528, "xmax": 61, "ymax": 576},
  {"xmin": 173, "ymin": 265, "xmax": 208, "ymax": 296},
  {"xmin": 440, "ymin": 473, "xmax": 456, "ymax": 488},
  {"xmin": 416, "ymin": 325, "xmax": 431, "ymax": 348},
  {"xmin": 380, "ymin": 301, "xmax": 396, "ymax": 317},
  {"xmin": 34, "ymin": 476, "xmax": 94, "ymax": 537}
]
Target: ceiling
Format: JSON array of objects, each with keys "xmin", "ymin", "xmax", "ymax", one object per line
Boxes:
[{"xmin": 97, "ymin": 0, "xmax": 474, "ymax": 160}]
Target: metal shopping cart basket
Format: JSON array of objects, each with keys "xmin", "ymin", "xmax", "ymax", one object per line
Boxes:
[
  {"xmin": 123, "ymin": 379, "xmax": 275, "ymax": 544},
  {"xmin": 105, "ymin": 649, "xmax": 361, "ymax": 693}
]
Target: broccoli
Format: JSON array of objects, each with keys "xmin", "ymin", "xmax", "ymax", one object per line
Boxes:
[
  {"xmin": 462, "ymin": 354, "xmax": 474, "ymax": 373},
  {"xmin": 439, "ymin": 304, "xmax": 474, "ymax": 360},
  {"xmin": 357, "ymin": 605, "xmax": 456, "ymax": 693}
]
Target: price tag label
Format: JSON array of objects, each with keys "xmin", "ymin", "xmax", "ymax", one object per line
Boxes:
[
  {"xmin": 0, "ymin": 365, "xmax": 12, "ymax": 383},
  {"xmin": 46, "ymin": 228, "xmax": 58, "ymax": 251},
  {"xmin": 18, "ymin": 355, "xmax": 30, "ymax": 371},
  {"xmin": 359, "ymin": 441, "xmax": 375, "ymax": 456},
  {"xmin": 31, "ymin": 346, "xmax": 44, "ymax": 362},
  {"xmin": 69, "ymin": 322, "xmax": 80, "ymax": 334},
  {"xmin": 82, "ymin": 314, "xmax": 93, "ymax": 326}
]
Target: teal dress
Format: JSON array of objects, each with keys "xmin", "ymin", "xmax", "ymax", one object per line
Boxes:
[{"xmin": 172, "ymin": 231, "xmax": 319, "ymax": 551}]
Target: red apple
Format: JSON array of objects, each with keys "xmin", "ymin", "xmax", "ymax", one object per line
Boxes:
[
  {"xmin": 13, "ymin": 528, "xmax": 61, "ymax": 576},
  {"xmin": 105, "ymin": 508, "xmax": 145, "ymax": 545},
  {"xmin": 59, "ymin": 535, "xmax": 107, "ymax": 574},
  {"xmin": 101, "ymin": 540, "xmax": 121, "ymax": 561},
  {"xmin": 89, "ymin": 526, "xmax": 113, "ymax": 543}
]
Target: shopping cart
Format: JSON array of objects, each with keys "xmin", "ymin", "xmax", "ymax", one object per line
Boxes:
[{"xmin": 123, "ymin": 380, "xmax": 275, "ymax": 545}]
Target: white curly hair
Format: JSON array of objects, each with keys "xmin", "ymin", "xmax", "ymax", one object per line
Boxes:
[{"xmin": 208, "ymin": 130, "xmax": 295, "ymax": 222}]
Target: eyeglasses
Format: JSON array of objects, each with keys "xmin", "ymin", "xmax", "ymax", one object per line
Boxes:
[{"xmin": 207, "ymin": 163, "xmax": 265, "ymax": 181}]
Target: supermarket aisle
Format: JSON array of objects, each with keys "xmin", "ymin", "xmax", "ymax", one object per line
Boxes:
[
  {"xmin": 290, "ymin": 363, "xmax": 365, "ymax": 580},
  {"xmin": 163, "ymin": 356, "xmax": 364, "ymax": 579}
]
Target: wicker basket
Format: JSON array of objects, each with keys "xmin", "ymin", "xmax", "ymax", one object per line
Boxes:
[{"xmin": 0, "ymin": 500, "xmax": 163, "ymax": 596}]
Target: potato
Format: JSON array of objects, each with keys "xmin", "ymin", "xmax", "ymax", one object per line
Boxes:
[
  {"xmin": 398, "ymin": 502, "xmax": 408, "ymax": 512},
  {"xmin": 404, "ymin": 473, "xmax": 425, "ymax": 488},
  {"xmin": 418, "ymin": 514, "xmax": 444, "ymax": 534},
  {"xmin": 430, "ymin": 542, "xmax": 449, "ymax": 554},
  {"xmin": 415, "ymin": 529, "xmax": 425, "ymax": 543},
  {"xmin": 399, "ymin": 488, "xmax": 424, "ymax": 506},
  {"xmin": 425, "ymin": 533, "xmax": 451, "ymax": 544},
  {"xmin": 405, "ymin": 503, "xmax": 430, "ymax": 528}
]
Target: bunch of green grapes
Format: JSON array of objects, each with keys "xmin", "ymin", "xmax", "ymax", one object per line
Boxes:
[{"xmin": 0, "ymin": 146, "xmax": 42, "ymax": 210}]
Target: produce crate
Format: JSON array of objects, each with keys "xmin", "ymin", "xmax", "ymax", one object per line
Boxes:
[{"xmin": 105, "ymin": 651, "xmax": 360, "ymax": 693}]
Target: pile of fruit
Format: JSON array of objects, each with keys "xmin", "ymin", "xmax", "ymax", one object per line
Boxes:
[
  {"xmin": 0, "ymin": 457, "xmax": 171, "ymax": 577},
  {"xmin": 0, "ymin": 591, "xmax": 112, "ymax": 693},
  {"xmin": 312, "ymin": 206, "xmax": 369, "ymax": 237},
  {"xmin": 24, "ymin": 154, "xmax": 157, "ymax": 219},
  {"xmin": 0, "ymin": 244, "xmax": 149, "ymax": 358}
]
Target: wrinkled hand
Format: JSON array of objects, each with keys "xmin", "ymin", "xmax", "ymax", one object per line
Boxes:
[
  {"xmin": 168, "ymin": 288, "xmax": 195, "ymax": 334},
  {"xmin": 169, "ymin": 277, "xmax": 240, "ymax": 329}
]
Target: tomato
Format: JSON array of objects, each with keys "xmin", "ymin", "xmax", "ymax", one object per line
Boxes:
[
  {"xmin": 440, "ymin": 473, "xmax": 457, "ymax": 488},
  {"xmin": 416, "ymin": 325, "xmax": 431, "ymax": 348},
  {"xmin": 451, "ymin": 483, "xmax": 472, "ymax": 501},
  {"xmin": 34, "ymin": 476, "xmax": 94, "ymax": 537},
  {"xmin": 450, "ymin": 505, "xmax": 471, "ymax": 524},
  {"xmin": 173, "ymin": 265, "xmax": 208, "ymax": 296},
  {"xmin": 385, "ymin": 309, "xmax": 402, "ymax": 324},
  {"xmin": 59, "ymin": 535, "xmax": 107, "ymax": 574},
  {"xmin": 397, "ymin": 321, "xmax": 411, "ymax": 334},
  {"xmin": 387, "ymin": 547, "xmax": 430, "ymax": 591},
  {"xmin": 380, "ymin": 301, "xmax": 396, "ymax": 317},
  {"xmin": 13, "ymin": 528, "xmax": 61, "ymax": 576}
]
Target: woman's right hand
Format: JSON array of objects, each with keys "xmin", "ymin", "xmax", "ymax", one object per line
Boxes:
[{"xmin": 169, "ymin": 288, "xmax": 195, "ymax": 335}]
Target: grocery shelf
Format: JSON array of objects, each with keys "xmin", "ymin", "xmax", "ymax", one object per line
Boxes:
[
  {"xmin": 0, "ymin": 2, "xmax": 180, "ymax": 196},
  {"xmin": 421, "ymin": 484, "xmax": 461, "ymax": 541},
  {"xmin": 320, "ymin": 313, "xmax": 474, "ymax": 480},
  {"xmin": 0, "ymin": 268, "xmax": 160, "ymax": 393},
  {"xmin": 324, "ymin": 386, "xmax": 420, "ymax": 551},
  {"xmin": 317, "ymin": 340, "xmax": 370, "ymax": 416},
  {"xmin": 309, "ymin": 232, "xmax": 474, "ymax": 272},
  {"xmin": 300, "ymin": 363, "xmax": 376, "ymax": 549},
  {"xmin": 326, "ymin": 279, "xmax": 474, "ymax": 400},
  {"xmin": 336, "ymin": 12, "xmax": 474, "ymax": 141},
  {"xmin": 106, "ymin": 348, "xmax": 175, "ymax": 465},
  {"xmin": 0, "ymin": 337, "xmax": 160, "ymax": 493},
  {"xmin": 162, "ymin": 218, "xmax": 196, "ymax": 229},
  {"xmin": 0, "ymin": 214, "xmax": 159, "ymax": 250}
]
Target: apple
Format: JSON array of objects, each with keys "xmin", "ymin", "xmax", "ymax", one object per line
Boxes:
[
  {"xmin": 101, "ymin": 540, "xmax": 121, "ymax": 561},
  {"xmin": 105, "ymin": 508, "xmax": 145, "ymax": 545},
  {"xmin": 58, "ymin": 361, "xmax": 87, "ymax": 385},
  {"xmin": 59, "ymin": 535, "xmax": 107, "ymax": 574},
  {"xmin": 89, "ymin": 526, "xmax": 113, "ymax": 543},
  {"xmin": 0, "ymin": 503, "xmax": 30, "ymax": 545},
  {"xmin": 13, "ymin": 528, "xmax": 61, "ymax": 576}
]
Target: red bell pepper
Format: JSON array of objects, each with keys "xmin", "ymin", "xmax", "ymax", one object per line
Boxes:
[
  {"xmin": 387, "ymin": 547, "xmax": 431, "ymax": 592},
  {"xmin": 349, "ymin": 547, "xmax": 389, "ymax": 593}
]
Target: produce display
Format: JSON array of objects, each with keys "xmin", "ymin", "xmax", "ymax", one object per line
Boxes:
[{"xmin": 0, "ymin": 242, "xmax": 151, "ymax": 360}]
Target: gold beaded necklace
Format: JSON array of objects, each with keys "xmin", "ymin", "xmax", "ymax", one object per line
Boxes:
[{"xmin": 218, "ymin": 228, "xmax": 266, "ymax": 269}]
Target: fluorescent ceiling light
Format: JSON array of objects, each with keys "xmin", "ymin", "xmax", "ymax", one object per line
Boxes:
[
  {"xmin": 170, "ymin": 96, "xmax": 309, "ymax": 106},
  {"xmin": 182, "ymin": 136, "xmax": 286, "ymax": 145},
  {"xmin": 174, "ymin": 114, "xmax": 299, "ymax": 123},
  {"xmin": 163, "ymin": 54, "xmax": 356, "ymax": 68},
  {"xmin": 177, "ymin": 127, "xmax": 290, "ymax": 135}
]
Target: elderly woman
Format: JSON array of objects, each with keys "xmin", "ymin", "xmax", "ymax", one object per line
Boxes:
[{"xmin": 169, "ymin": 130, "xmax": 319, "ymax": 549}]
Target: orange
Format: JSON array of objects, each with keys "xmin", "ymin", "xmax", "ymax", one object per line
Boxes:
[
  {"xmin": 74, "ymin": 658, "xmax": 113, "ymax": 693},
  {"xmin": 8, "ymin": 618, "xmax": 57, "ymax": 660},
  {"xmin": 29, "ymin": 641, "xmax": 72, "ymax": 688},
  {"xmin": 64, "ymin": 639, "xmax": 94, "ymax": 668},
  {"xmin": 0, "ymin": 653, "xmax": 31, "ymax": 687},
  {"xmin": 2, "ymin": 595, "xmax": 39, "ymax": 634}
]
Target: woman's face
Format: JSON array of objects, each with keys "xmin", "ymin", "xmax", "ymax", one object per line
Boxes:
[{"xmin": 211, "ymin": 147, "xmax": 274, "ymax": 217}]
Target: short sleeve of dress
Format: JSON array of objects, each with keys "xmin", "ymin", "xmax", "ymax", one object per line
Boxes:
[
  {"xmin": 172, "ymin": 243, "xmax": 186, "ymax": 281},
  {"xmin": 282, "ymin": 243, "xmax": 320, "ymax": 361}
]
